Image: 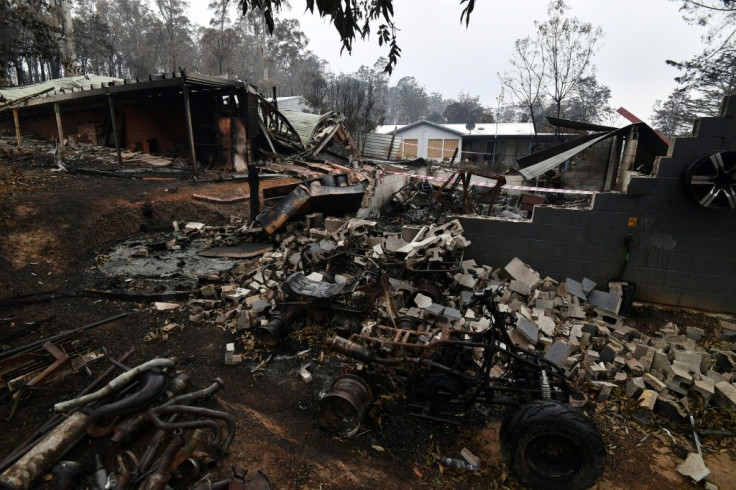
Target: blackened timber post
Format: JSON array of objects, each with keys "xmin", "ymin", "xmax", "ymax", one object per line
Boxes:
[
  {"xmin": 12, "ymin": 109, "xmax": 21, "ymax": 146},
  {"xmin": 107, "ymin": 94, "xmax": 122, "ymax": 165},
  {"xmin": 53, "ymin": 103, "xmax": 63, "ymax": 152},
  {"xmin": 182, "ymin": 85, "xmax": 197, "ymax": 175}
]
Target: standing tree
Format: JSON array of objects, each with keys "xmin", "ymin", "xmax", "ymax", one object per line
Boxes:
[
  {"xmin": 156, "ymin": 0, "xmax": 193, "ymax": 73},
  {"xmin": 499, "ymin": 36, "xmax": 546, "ymax": 133},
  {"xmin": 561, "ymin": 74, "xmax": 613, "ymax": 123},
  {"xmin": 388, "ymin": 76, "xmax": 428, "ymax": 123},
  {"xmin": 207, "ymin": 0, "xmax": 234, "ymax": 75},
  {"xmin": 651, "ymin": 88, "xmax": 698, "ymax": 138},
  {"xmin": 537, "ymin": 0, "xmax": 603, "ymax": 118},
  {"xmin": 666, "ymin": 0, "xmax": 736, "ymax": 115},
  {"xmin": 443, "ymin": 92, "xmax": 489, "ymax": 123}
]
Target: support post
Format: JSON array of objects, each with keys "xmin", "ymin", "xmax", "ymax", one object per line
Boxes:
[
  {"xmin": 53, "ymin": 103, "xmax": 64, "ymax": 151},
  {"xmin": 182, "ymin": 85, "xmax": 197, "ymax": 175},
  {"xmin": 12, "ymin": 109, "xmax": 21, "ymax": 146},
  {"xmin": 107, "ymin": 95, "xmax": 122, "ymax": 165}
]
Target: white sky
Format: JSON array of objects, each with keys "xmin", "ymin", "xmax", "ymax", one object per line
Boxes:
[{"xmin": 187, "ymin": 0, "xmax": 706, "ymax": 123}]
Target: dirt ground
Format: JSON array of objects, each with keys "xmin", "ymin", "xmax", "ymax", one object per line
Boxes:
[{"xmin": 0, "ymin": 146, "xmax": 734, "ymax": 489}]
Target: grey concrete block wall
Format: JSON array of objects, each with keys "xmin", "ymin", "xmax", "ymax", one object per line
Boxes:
[{"xmin": 459, "ymin": 96, "xmax": 736, "ymax": 313}]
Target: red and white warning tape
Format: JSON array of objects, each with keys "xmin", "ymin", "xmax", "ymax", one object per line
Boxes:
[{"xmin": 379, "ymin": 169, "xmax": 596, "ymax": 195}]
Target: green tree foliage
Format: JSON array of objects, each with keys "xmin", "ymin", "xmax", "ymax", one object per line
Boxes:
[
  {"xmin": 651, "ymin": 88, "xmax": 698, "ymax": 138},
  {"xmin": 443, "ymin": 92, "xmax": 492, "ymax": 123}
]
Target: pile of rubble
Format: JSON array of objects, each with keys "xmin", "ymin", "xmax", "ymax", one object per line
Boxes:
[{"xmin": 109, "ymin": 213, "xmax": 735, "ymax": 485}]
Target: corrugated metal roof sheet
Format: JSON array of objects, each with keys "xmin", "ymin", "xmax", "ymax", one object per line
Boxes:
[
  {"xmin": 0, "ymin": 74, "xmax": 122, "ymax": 105},
  {"xmin": 280, "ymin": 109, "xmax": 335, "ymax": 147}
]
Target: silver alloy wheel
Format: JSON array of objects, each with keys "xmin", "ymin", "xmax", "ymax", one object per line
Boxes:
[{"xmin": 684, "ymin": 151, "xmax": 736, "ymax": 210}]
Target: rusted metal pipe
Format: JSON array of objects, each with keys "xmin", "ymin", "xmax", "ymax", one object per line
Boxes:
[
  {"xmin": 110, "ymin": 373, "xmax": 191, "ymax": 445},
  {"xmin": 139, "ymin": 434, "xmax": 184, "ymax": 490},
  {"xmin": 137, "ymin": 414, "xmax": 180, "ymax": 475},
  {"xmin": 161, "ymin": 378, "xmax": 224, "ymax": 407},
  {"xmin": 54, "ymin": 358, "xmax": 174, "ymax": 413},
  {"xmin": 168, "ymin": 429, "xmax": 207, "ymax": 474},
  {"xmin": 89, "ymin": 369, "xmax": 168, "ymax": 421},
  {"xmin": 0, "ymin": 348, "xmax": 135, "ymax": 473},
  {"xmin": 155, "ymin": 405, "xmax": 235, "ymax": 449},
  {"xmin": 0, "ymin": 411, "xmax": 90, "ymax": 490},
  {"xmin": 147, "ymin": 415, "xmax": 223, "ymax": 448}
]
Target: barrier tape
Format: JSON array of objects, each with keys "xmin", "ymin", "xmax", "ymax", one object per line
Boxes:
[{"xmin": 380, "ymin": 169, "xmax": 596, "ymax": 195}]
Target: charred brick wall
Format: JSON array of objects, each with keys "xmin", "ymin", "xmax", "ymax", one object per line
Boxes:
[
  {"xmin": 460, "ymin": 96, "xmax": 736, "ymax": 313},
  {"xmin": 1, "ymin": 93, "xmax": 189, "ymax": 155}
]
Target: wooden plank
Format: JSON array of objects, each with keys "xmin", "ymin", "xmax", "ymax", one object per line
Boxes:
[{"xmin": 197, "ymin": 243, "xmax": 273, "ymax": 258}]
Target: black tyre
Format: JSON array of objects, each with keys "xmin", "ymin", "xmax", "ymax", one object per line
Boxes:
[{"xmin": 501, "ymin": 400, "xmax": 605, "ymax": 490}]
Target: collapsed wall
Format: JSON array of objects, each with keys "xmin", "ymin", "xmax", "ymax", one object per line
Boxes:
[{"xmin": 460, "ymin": 96, "xmax": 736, "ymax": 314}]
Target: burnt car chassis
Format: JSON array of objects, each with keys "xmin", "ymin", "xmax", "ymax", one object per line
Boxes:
[
  {"xmin": 253, "ymin": 254, "xmax": 606, "ymax": 489},
  {"xmin": 323, "ymin": 288, "xmax": 606, "ymax": 489}
]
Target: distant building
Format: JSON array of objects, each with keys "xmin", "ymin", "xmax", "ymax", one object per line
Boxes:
[
  {"xmin": 275, "ymin": 96, "xmax": 312, "ymax": 113},
  {"xmin": 373, "ymin": 119, "xmax": 560, "ymax": 165}
]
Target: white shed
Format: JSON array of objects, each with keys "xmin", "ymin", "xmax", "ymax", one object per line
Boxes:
[
  {"xmin": 275, "ymin": 96, "xmax": 312, "ymax": 113},
  {"xmin": 375, "ymin": 120, "xmax": 463, "ymax": 161}
]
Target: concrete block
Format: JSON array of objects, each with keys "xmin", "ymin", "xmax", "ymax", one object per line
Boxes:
[
  {"xmin": 582, "ymin": 277, "xmax": 596, "ymax": 295},
  {"xmin": 504, "ymin": 257, "xmax": 541, "ymax": 287},
  {"xmin": 626, "ymin": 377, "xmax": 645, "ymax": 398},
  {"xmin": 509, "ymin": 328, "xmax": 533, "ymax": 350},
  {"xmin": 714, "ymin": 382, "xmax": 736, "ymax": 409},
  {"xmin": 509, "ymin": 279, "xmax": 533, "ymax": 296},
  {"xmin": 544, "ymin": 341, "xmax": 572, "ymax": 367},
  {"xmin": 686, "ymin": 326, "xmax": 704, "ymax": 341},
  {"xmin": 586, "ymin": 362, "xmax": 608, "ymax": 380},
  {"xmin": 677, "ymin": 453, "xmax": 710, "ymax": 483},
  {"xmin": 537, "ymin": 315, "xmax": 556, "ymax": 336},
  {"xmin": 595, "ymin": 381, "xmax": 617, "ymax": 402},
  {"xmin": 414, "ymin": 293, "xmax": 432, "ymax": 309},
  {"xmin": 599, "ymin": 342, "xmax": 624, "ymax": 363},
  {"xmin": 693, "ymin": 378, "xmax": 715, "ymax": 400},
  {"xmin": 517, "ymin": 317, "xmax": 539, "ymax": 344},
  {"xmin": 638, "ymin": 389, "xmax": 658, "ymax": 410},
  {"xmin": 671, "ymin": 366, "xmax": 693, "ymax": 385},
  {"xmin": 643, "ymin": 373, "xmax": 667, "ymax": 392},
  {"xmin": 565, "ymin": 278, "xmax": 587, "ymax": 301},
  {"xmin": 626, "ymin": 358, "xmax": 644, "ymax": 376},
  {"xmin": 587, "ymin": 289, "xmax": 622, "ymax": 314}
]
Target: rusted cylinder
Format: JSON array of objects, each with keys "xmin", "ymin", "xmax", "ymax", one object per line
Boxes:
[
  {"xmin": 327, "ymin": 336, "xmax": 372, "ymax": 363},
  {"xmin": 319, "ymin": 375, "xmax": 372, "ymax": 437},
  {"xmin": 0, "ymin": 411, "xmax": 89, "ymax": 490},
  {"xmin": 253, "ymin": 312, "xmax": 291, "ymax": 346}
]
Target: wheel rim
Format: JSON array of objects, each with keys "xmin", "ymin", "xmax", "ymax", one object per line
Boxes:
[
  {"xmin": 686, "ymin": 151, "xmax": 736, "ymax": 210},
  {"xmin": 522, "ymin": 432, "xmax": 585, "ymax": 481}
]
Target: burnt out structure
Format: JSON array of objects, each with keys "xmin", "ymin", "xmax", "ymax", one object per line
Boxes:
[
  {"xmin": 0, "ymin": 71, "xmax": 258, "ymax": 172},
  {"xmin": 459, "ymin": 96, "xmax": 736, "ymax": 313},
  {"xmin": 516, "ymin": 114, "xmax": 670, "ymax": 192}
]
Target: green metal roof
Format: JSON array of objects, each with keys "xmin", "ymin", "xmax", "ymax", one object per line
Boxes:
[
  {"xmin": 280, "ymin": 109, "xmax": 336, "ymax": 147},
  {"xmin": 0, "ymin": 74, "xmax": 122, "ymax": 106}
]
